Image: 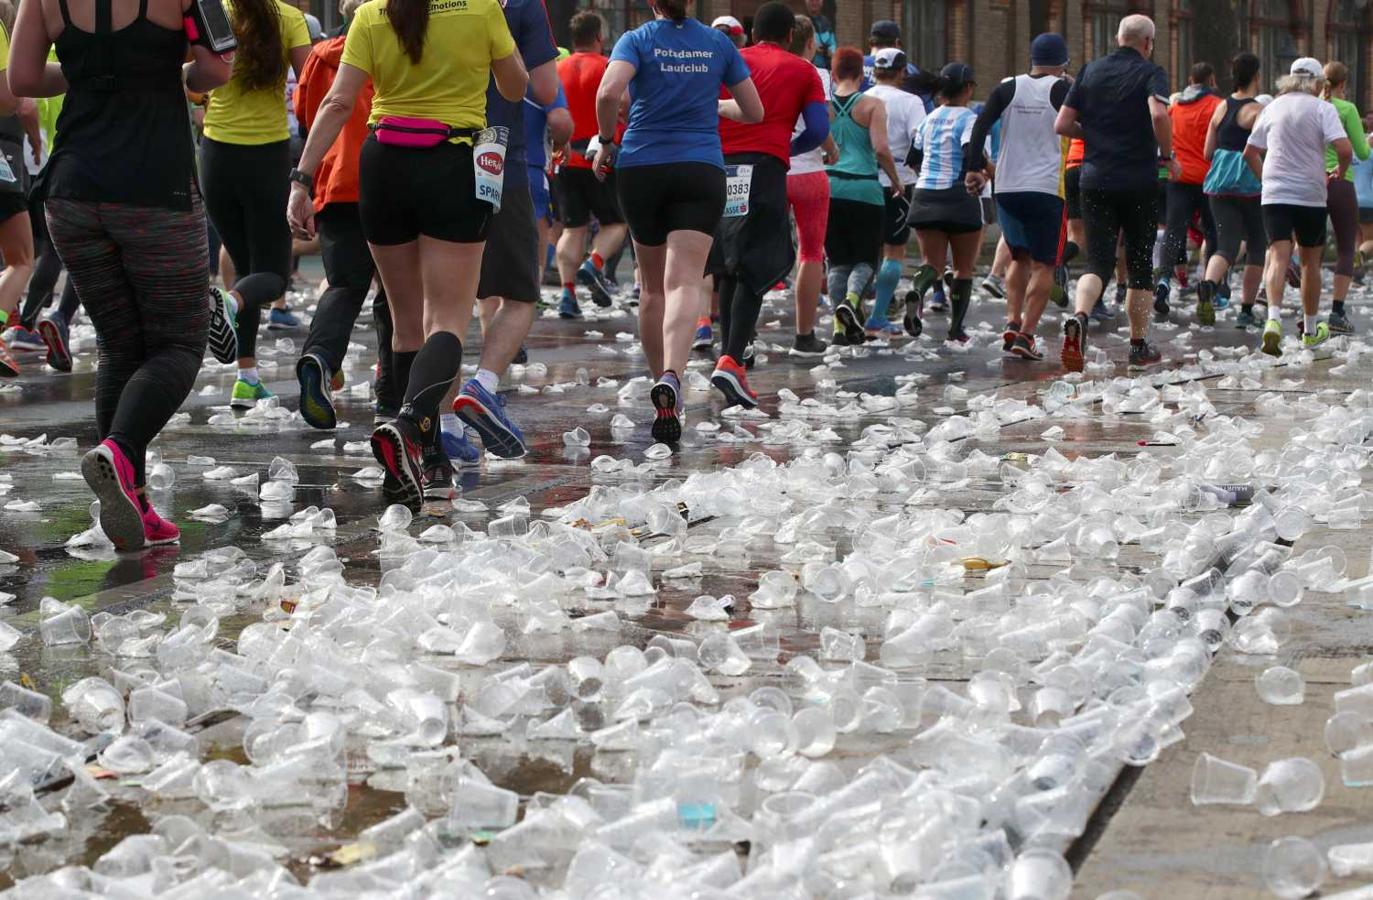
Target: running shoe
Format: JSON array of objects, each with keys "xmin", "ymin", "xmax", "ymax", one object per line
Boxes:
[
  {"xmin": 650, "ymin": 372, "xmax": 683, "ymax": 444},
  {"xmin": 1010, "ymin": 333, "xmax": 1045, "ymax": 360},
  {"xmin": 790, "ymin": 332, "xmax": 828, "ymax": 357},
  {"xmin": 710, "ymin": 354, "xmax": 758, "ymax": 409},
  {"xmin": 1052, "ymin": 263, "xmax": 1069, "ymax": 302},
  {"xmin": 902, "ymin": 290, "xmax": 925, "ymax": 338},
  {"xmin": 296, "ymin": 352, "xmax": 336, "ymax": 430},
  {"xmin": 1196, "ymin": 286, "xmax": 1216, "ymax": 327},
  {"xmin": 865, "ymin": 318, "xmax": 903, "ymax": 338},
  {"xmin": 1235, "ymin": 308, "xmax": 1258, "ymax": 329},
  {"xmin": 692, "ymin": 319, "xmax": 713, "ymax": 351},
  {"xmin": 331, "ymin": 368, "xmax": 345, "ymax": 392},
  {"xmin": 1061, "ymin": 313, "xmax": 1087, "ymax": 373},
  {"xmin": 452, "ymin": 379, "xmax": 527, "ymax": 459},
  {"xmin": 268, "ymin": 307, "xmax": 301, "ymax": 330},
  {"xmin": 742, "ymin": 341, "xmax": 756, "ymax": 371},
  {"xmin": 1089, "ymin": 296, "xmax": 1114, "ymax": 322},
  {"xmin": 81, "ymin": 439, "xmax": 145, "ymax": 552},
  {"xmin": 1002, "ymin": 322, "xmax": 1021, "ymax": 353},
  {"xmin": 207, "ymin": 287, "xmax": 238, "ymax": 364},
  {"xmin": 370, "ymin": 419, "xmax": 424, "ymax": 508},
  {"xmin": 141, "ymin": 504, "xmax": 181, "ymax": 546},
  {"xmin": 558, "ymin": 292, "xmax": 582, "ymax": 320},
  {"xmin": 1329, "ymin": 310, "xmax": 1356, "ymax": 335},
  {"xmin": 421, "ymin": 452, "xmax": 456, "ymax": 501},
  {"xmin": 440, "ymin": 425, "xmax": 482, "ymax": 467},
  {"xmin": 929, "ymin": 287, "xmax": 948, "ymax": 313},
  {"xmin": 1115, "ymin": 283, "xmax": 1128, "ymax": 308},
  {"xmin": 1261, "ymin": 318, "xmax": 1282, "ymax": 357},
  {"xmin": 577, "ymin": 259, "xmax": 615, "ymax": 307},
  {"xmin": 230, "ymin": 378, "xmax": 273, "ymax": 409},
  {"xmin": 1302, "ymin": 321, "xmax": 1332, "ymax": 349},
  {"xmin": 374, "ymin": 401, "xmax": 400, "ymax": 424},
  {"xmin": 0, "ymin": 337, "xmax": 18, "ymax": 378},
  {"xmin": 7, "ymin": 326, "xmax": 43, "ymax": 352},
  {"xmin": 1128, "ymin": 340, "xmax": 1163, "ymax": 370},
  {"xmin": 37, "ymin": 312, "xmax": 71, "ymax": 373},
  {"xmin": 981, "ymin": 274, "xmax": 1006, "ymax": 299},
  {"xmin": 1285, "ymin": 258, "xmax": 1302, "ymax": 289},
  {"xmin": 834, "ymin": 293, "xmax": 866, "ymax": 345},
  {"xmin": 1152, "ymin": 282, "xmax": 1170, "ymax": 323},
  {"xmin": 1214, "ymin": 281, "xmax": 1232, "ymax": 310}
]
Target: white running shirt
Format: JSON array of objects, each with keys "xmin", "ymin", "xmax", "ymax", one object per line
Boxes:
[
  {"xmin": 1248, "ymin": 92, "xmax": 1348, "ymax": 207},
  {"xmin": 790, "ymin": 68, "xmax": 832, "ymax": 176},
  {"xmin": 995, "ymin": 73, "xmax": 1068, "ymax": 196},
  {"xmin": 867, "ymin": 83, "xmax": 925, "ymax": 187}
]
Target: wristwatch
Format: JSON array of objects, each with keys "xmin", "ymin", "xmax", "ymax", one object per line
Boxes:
[{"xmin": 288, "ymin": 168, "xmax": 313, "ymax": 193}]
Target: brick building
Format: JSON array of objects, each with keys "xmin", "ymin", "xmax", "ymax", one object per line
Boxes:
[{"xmin": 484, "ymin": 0, "xmax": 1371, "ymax": 107}]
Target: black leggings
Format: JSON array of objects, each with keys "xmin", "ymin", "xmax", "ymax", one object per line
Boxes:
[
  {"xmin": 717, "ymin": 276, "xmax": 764, "ymax": 362},
  {"xmin": 303, "ymin": 203, "xmax": 386, "ymax": 374},
  {"xmin": 1328, "ymin": 177, "xmax": 1359, "ymax": 278},
  {"xmin": 1210, "ymin": 194, "xmax": 1266, "ymax": 267},
  {"xmin": 1158, "ymin": 182, "xmax": 1216, "ymax": 274},
  {"xmin": 200, "ymin": 138, "xmax": 291, "ymax": 360},
  {"xmin": 1082, "ymin": 187, "xmax": 1157, "ymax": 290},
  {"xmin": 46, "ymin": 194, "xmax": 209, "ymax": 487},
  {"xmin": 20, "ymin": 196, "xmax": 79, "ymax": 329}
]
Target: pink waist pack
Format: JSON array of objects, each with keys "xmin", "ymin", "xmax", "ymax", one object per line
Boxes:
[{"xmin": 372, "ymin": 116, "xmax": 472, "ymax": 148}]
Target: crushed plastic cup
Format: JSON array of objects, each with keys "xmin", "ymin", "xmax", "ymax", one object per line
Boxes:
[
  {"xmin": 447, "ymin": 776, "xmax": 518, "ymax": 829},
  {"xmin": 1005, "ymin": 848, "xmax": 1072, "ymax": 900},
  {"xmin": 1256, "ymin": 757, "xmax": 1325, "ymax": 816},
  {"xmin": 1328, "ymin": 841, "xmax": 1373, "ymax": 878},
  {"xmin": 1326, "ymin": 711, "xmax": 1373, "ymax": 757},
  {"xmin": 697, "ymin": 633, "xmax": 750, "ymax": 676},
  {"xmin": 0, "ymin": 681, "xmax": 51, "ymax": 722},
  {"xmin": 1263, "ymin": 836, "xmax": 1328, "ymax": 899},
  {"xmin": 1256, "ymin": 666, "xmax": 1306, "ymax": 705},
  {"xmin": 1190, "ymin": 751, "xmax": 1258, "ymax": 805},
  {"xmin": 39, "ymin": 603, "xmax": 91, "ymax": 646}
]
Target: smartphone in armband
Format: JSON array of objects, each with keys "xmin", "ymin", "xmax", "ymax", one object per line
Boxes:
[{"xmin": 185, "ymin": 0, "xmax": 238, "ymax": 54}]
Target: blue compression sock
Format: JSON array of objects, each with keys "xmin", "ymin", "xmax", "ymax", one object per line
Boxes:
[{"xmin": 870, "ymin": 259, "xmax": 902, "ymax": 324}]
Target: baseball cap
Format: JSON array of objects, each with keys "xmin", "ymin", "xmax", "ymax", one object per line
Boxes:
[
  {"xmin": 873, "ymin": 48, "xmax": 907, "ymax": 71},
  {"xmin": 1030, "ymin": 32, "xmax": 1069, "ymax": 67},
  {"xmin": 870, "ymin": 19, "xmax": 901, "ymax": 42},
  {"xmin": 711, "ymin": 15, "xmax": 744, "ymax": 36},
  {"xmin": 1290, "ymin": 57, "xmax": 1323, "ymax": 78},
  {"xmin": 940, "ymin": 62, "xmax": 976, "ymax": 88},
  {"xmin": 303, "ymin": 12, "xmax": 324, "ymax": 42}
]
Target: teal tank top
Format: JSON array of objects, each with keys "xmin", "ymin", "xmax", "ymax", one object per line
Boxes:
[{"xmin": 826, "ymin": 92, "xmax": 884, "ymax": 207}]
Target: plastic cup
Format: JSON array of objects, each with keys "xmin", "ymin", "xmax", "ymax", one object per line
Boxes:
[
  {"xmin": 1190, "ymin": 751, "xmax": 1258, "ymax": 805},
  {"xmin": 1263, "ymin": 836, "xmax": 1328, "ymax": 899},
  {"xmin": 790, "ymin": 706, "xmax": 836, "ymax": 757},
  {"xmin": 1325, "ymin": 711, "xmax": 1373, "ymax": 757},
  {"xmin": 1005, "ymin": 848, "xmax": 1072, "ymax": 900},
  {"xmin": 40, "ymin": 604, "xmax": 91, "ymax": 646},
  {"xmin": 0, "ymin": 681, "xmax": 51, "ymax": 722},
  {"xmin": 1256, "ymin": 666, "xmax": 1306, "ymax": 705},
  {"xmin": 1256, "ymin": 757, "xmax": 1325, "ymax": 816}
]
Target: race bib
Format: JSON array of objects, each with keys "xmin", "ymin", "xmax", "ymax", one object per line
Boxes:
[
  {"xmin": 724, "ymin": 164, "xmax": 753, "ymax": 218},
  {"xmin": 474, "ymin": 126, "xmax": 508, "ymax": 213}
]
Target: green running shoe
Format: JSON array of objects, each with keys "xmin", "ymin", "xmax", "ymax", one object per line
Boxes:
[
  {"xmin": 1260, "ymin": 319, "xmax": 1282, "ymax": 357},
  {"xmin": 230, "ymin": 378, "xmax": 274, "ymax": 409}
]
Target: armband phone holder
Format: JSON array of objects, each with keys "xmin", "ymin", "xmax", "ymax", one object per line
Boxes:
[{"xmin": 185, "ymin": 0, "xmax": 238, "ymax": 53}]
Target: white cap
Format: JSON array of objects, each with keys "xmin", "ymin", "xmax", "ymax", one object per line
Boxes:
[
  {"xmin": 873, "ymin": 47, "xmax": 907, "ymax": 70},
  {"xmin": 1256, "ymin": 93, "xmax": 1274, "ymax": 106},
  {"xmin": 1290, "ymin": 57, "xmax": 1323, "ymax": 78},
  {"xmin": 711, "ymin": 15, "xmax": 744, "ymax": 35}
]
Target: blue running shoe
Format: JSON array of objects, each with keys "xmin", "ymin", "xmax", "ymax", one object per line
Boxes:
[
  {"xmin": 441, "ymin": 425, "xmax": 482, "ymax": 466},
  {"xmin": 268, "ymin": 307, "xmax": 301, "ymax": 329},
  {"xmin": 558, "ymin": 291, "xmax": 582, "ymax": 319},
  {"xmin": 452, "ymin": 379, "xmax": 527, "ymax": 459},
  {"xmin": 1090, "ymin": 296, "xmax": 1115, "ymax": 322},
  {"xmin": 692, "ymin": 320, "xmax": 713, "ymax": 351},
  {"xmin": 577, "ymin": 260, "xmax": 615, "ymax": 307}
]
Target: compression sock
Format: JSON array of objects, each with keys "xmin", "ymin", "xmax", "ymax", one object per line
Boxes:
[
  {"xmin": 399, "ymin": 331, "xmax": 463, "ymax": 452},
  {"xmin": 872, "ymin": 258, "xmax": 902, "ymax": 324},
  {"xmin": 1333, "ymin": 299, "xmax": 1347, "ymax": 316},
  {"xmin": 949, "ymin": 278, "xmax": 973, "ymax": 338}
]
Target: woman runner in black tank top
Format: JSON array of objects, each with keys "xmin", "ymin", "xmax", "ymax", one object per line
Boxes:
[{"xmin": 9, "ymin": 0, "xmax": 232, "ymax": 551}]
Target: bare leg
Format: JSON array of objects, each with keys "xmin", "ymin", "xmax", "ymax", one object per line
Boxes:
[
  {"xmin": 1005, "ymin": 256, "xmax": 1030, "ymax": 325},
  {"xmin": 1021, "ymin": 262, "xmax": 1055, "ymax": 333},
  {"xmin": 1299, "ymin": 244, "xmax": 1323, "ymax": 318},
  {"xmin": 0, "ymin": 213, "xmax": 34, "ymax": 321},
  {"xmin": 476, "ymin": 299, "xmax": 536, "ymax": 374},
  {"xmin": 662, "ymin": 231, "xmax": 714, "ymax": 377},
  {"xmin": 635, "ymin": 242, "xmax": 666, "ymax": 377},
  {"xmin": 794, "ymin": 259, "xmax": 822, "ymax": 335},
  {"xmin": 556, "ymin": 225, "xmax": 587, "ymax": 288},
  {"xmin": 1264, "ymin": 240, "xmax": 1293, "ymax": 317}
]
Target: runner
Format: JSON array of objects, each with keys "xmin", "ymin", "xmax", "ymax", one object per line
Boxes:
[
  {"xmin": 786, "ymin": 13, "xmax": 834, "ymax": 357},
  {"xmin": 201, "ymin": 0, "xmax": 312, "ymax": 408},
  {"xmin": 905, "ymin": 62, "xmax": 984, "ymax": 344},
  {"xmin": 707, "ymin": 1, "xmax": 827, "ymax": 409},
  {"xmin": 292, "ymin": 0, "xmax": 388, "ymax": 431},
  {"xmin": 592, "ymin": 0, "xmax": 761, "ymax": 442},
  {"xmin": 1357, "ymin": 113, "xmax": 1373, "ymax": 282},
  {"xmin": 826, "ymin": 47, "xmax": 900, "ymax": 346},
  {"xmin": 1243, "ymin": 58, "xmax": 1353, "ymax": 355},
  {"xmin": 805, "ymin": 0, "xmax": 834, "ymax": 71},
  {"xmin": 1200, "ymin": 52, "xmax": 1266, "ymax": 329},
  {"xmin": 9, "ymin": 0, "xmax": 230, "ymax": 547},
  {"xmin": 865, "ymin": 47, "xmax": 924, "ymax": 337},
  {"xmin": 710, "ymin": 15, "xmax": 744, "ymax": 48},
  {"xmin": 1153, "ymin": 62, "xmax": 1221, "ymax": 321},
  {"xmin": 1322, "ymin": 60, "xmax": 1367, "ymax": 335},
  {"xmin": 0, "ymin": 15, "xmax": 35, "ymax": 378},
  {"xmin": 288, "ymin": 0, "xmax": 527, "ymax": 507},
  {"xmin": 554, "ymin": 12, "xmax": 625, "ymax": 317},
  {"xmin": 967, "ymin": 33, "xmax": 1071, "ymax": 361},
  {"xmin": 1054, "ymin": 14, "xmax": 1173, "ymax": 372},
  {"xmin": 524, "ymin": 82, "xmax": 572, "ymax": 304}
]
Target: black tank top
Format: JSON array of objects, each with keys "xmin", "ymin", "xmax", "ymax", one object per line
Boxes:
[
  {"xmin": 1216, "ymin": 96, "xmax": 1258, "ymax": 153},
  {"xmin": 39, "ymin": 0, "xmax": 196, "ymax": 209}
]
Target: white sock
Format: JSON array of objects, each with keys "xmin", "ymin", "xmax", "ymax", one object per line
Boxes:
[
  {"xmin": 1304, "ymin": 314, "xmax": 1317, "ymax": 334},
  {"xmin": 239, "ymin": 367, "xmax": 259, "ymax": 384},
  {"xmin": 1268, "ymin": 306, "xmax": 1282, "ymax": 323},
  {"xmin": 440, "ymin": 412, "xmax": 461, "ymax": 434},
  {"xmin": 475, "ymin": 368, "xmax": 500, "ymax": 393}
]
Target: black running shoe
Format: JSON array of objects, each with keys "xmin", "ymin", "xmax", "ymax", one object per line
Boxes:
[
  {"xmin": 1329, "ymin": 310, "xmax": 1356, "ymax": 335},
  {"xmin": 650, "ymin": 373, "xmax": 683, "ymax": 444},
  {"xmin": 207, "ymin": 287, "xmax": 239, "ymax": 365},
  {"xmin": 1128, "ymin": 340, "xmax": 1163, "ymax": 370},
  {"xmin": 1002, "ymin": 322, "xmax": 1021, "ymax": 353},
  {"xmin": 1152, "ymin": 282, "xmax": 1170, "ymax": 323},
  {"xmin": 297, "ymin": 352, "xmax": 337, "ymax": 430},
  {"xmin": 790, "ymin": 332, "xmax": 828, "ymax": 357},
  {"xmin": 371, "ymin": 420, "xmax": 424, "ymax": 508},
  {"xmin": 834, "ymin": 298, "xmax": 865, "ymax": 345},
  {"xmin": 421, "ymin": 452, "xmax": 455, "ymax": 501}
]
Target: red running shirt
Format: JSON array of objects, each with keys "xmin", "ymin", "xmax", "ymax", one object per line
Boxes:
[
  {"xmin": 559, "ymin": 51, "xmax": 610, "ymax": 170},
  {"xmin": 718, "ymin": 42, "xmax": 824, "ymax": 167}
]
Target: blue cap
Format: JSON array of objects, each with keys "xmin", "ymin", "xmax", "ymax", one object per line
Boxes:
[{"xmin": 1031, "ymin": 32, "xmax": 1069, "ymax": 67}]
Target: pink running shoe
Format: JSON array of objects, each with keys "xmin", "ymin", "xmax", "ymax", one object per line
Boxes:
[
  {"xmin": 141, "ymin": 504, "xmax": 180, "ymax": 546},
  {"xmin": 80, "ymin": 439, "xmax": 146, "ymax": 551}
]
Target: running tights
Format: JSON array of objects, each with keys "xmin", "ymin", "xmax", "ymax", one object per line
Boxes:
[
  {"xmin": 200, "ymin": 138, "xmax": 291, "ymax": 360},
  {"xmin": 303, "ymin": 203, "xmax": 386, "ymax": 374},
  {"xmin": 1082, "ymin": 188, "xmax": 1157, "ymax": 290},
  {"xmin": 717, "ymin": 275, "xmax": 764, "ymax": 362},
  {"xmin": 20, "ymin": 197, "xmax": 80, "ymax": 329},
  {"xmin": 1210, "ymin": 194, "xmax": 1266, "ymax": 267},
  {"xmin": 1157, "ymin": 182, "xmax": 1216, "ymax": 281},
  {"xmin": 399, "ymin": 331, "xmax": 462, "ymax": 453},
  {"xmin": 1328, "ymin": 178, "xmax": 1359, "ymax": 278},
  {"xmin": 46, "ymin": 195, "xmax": 209, "ymax": 487}
]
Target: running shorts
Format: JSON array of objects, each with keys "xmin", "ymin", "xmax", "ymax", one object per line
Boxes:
[
  {"xmin": 555, "ymin": 166, "xmax": 624, "ymax": 228},
  {"xmin": 996, "ymin": 191, "xmax": 1065, "ymax": 265},
  {"xmin": 883, "ymin": 185, "xmax": 913, "ymax": 246},
  {"xmin": 617, "ymin": 162, "xmax": 725, "ymax": 246},
  {"xmin": 707, "ymin": 153, "xmax": 794, "ymax": 295},
  {"xmin": 1262, "ymin": 203, "xmax": 1326, "ymax": 248},
  {"xmin": 786, "ymin": 170, "xmax": 829, "ymax": 263},
  {"xmin": 1081, "ymin": 187, "xmax": 1156, "ymax": 289},
  {"xmin": 529, "ymin": 166, "xmax": 552, "ymax": 223},
  {"xmin": 825, "ymin": 197, "xmax": 883, "ymax": 268},
  {"xmin": 358, "ymin": 138, "xmax": 491, "ymax": 245},
  {"xmin": 477, "ymin": 179, "xmax": 540, "ymax": 303}
]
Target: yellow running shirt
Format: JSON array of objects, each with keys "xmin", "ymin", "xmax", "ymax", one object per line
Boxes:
[
  {"xmin": 203, "ymin": 0, "xmax": 311, "ymax": 145},
  {"xmin": 340, "ymin": 0, "xmax": 514, "ymax": 143}
]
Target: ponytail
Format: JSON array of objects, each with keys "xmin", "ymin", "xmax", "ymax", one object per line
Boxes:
[
  {"xmin": 655, "ymin": 0, "xmax": 687, "ymax": 22},
  {"xmin": 386, "ymin": 0, "xmax": 429, "ymax": 64},
  {"xmin": 231, "ymin": 0, "xmax": 286, "ymax": 92}
]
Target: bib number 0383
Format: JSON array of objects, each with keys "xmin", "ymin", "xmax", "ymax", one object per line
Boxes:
[{"xmin": 724, "ymin": 164, "xmax": 753, "ymax": 218}]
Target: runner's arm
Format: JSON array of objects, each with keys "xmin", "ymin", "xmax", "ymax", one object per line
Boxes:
[
  {"xmin": 967, "ymin": 78, "xmax": 1013, "ymax": 172},
  {"xmin": 1053, "ymin": 104, "xmax": 1083, "ymax": 141},
  {"xmin": 790, "ymin": 101, "xmax": 829, "ymax": 157},
  {"xmin": 1202, "ymin": 100, "xmax": 1226, "ymax": 161},
  {"xmin": 1332, "ymin": 136, "xmax": 1354, "ymax": 181},
  {"xmin": 287, "ymin": 62, "xmax": 368, "ymax": 237},
  {"xmin": 1150, "ymin": 96, "xmax": 1179, "ymax": 180},
  {"xmin": 866, "ymin": 100, "xmax": 901, "ymax": 193},
  {"xmin": 1241, "ymin": 144, "xmax": 1263, "ymax": 183},
  {"xmin": 492, "ymin": 47, "xmax": 529, "ymax": 103},
  {"xmin": 529, "ymin": 59, "xmax": 559, "ymax": 107},
  {"xmin": 547, "ymin": 107, "xmax": 573, "ymax": 152},
  {"xmin": 719, "ymin": 77, "xmax": 763, "ymax": 124},
  {"xmin": 7, "ymin": 0, "xmax": 73, "ymax": 99}
]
